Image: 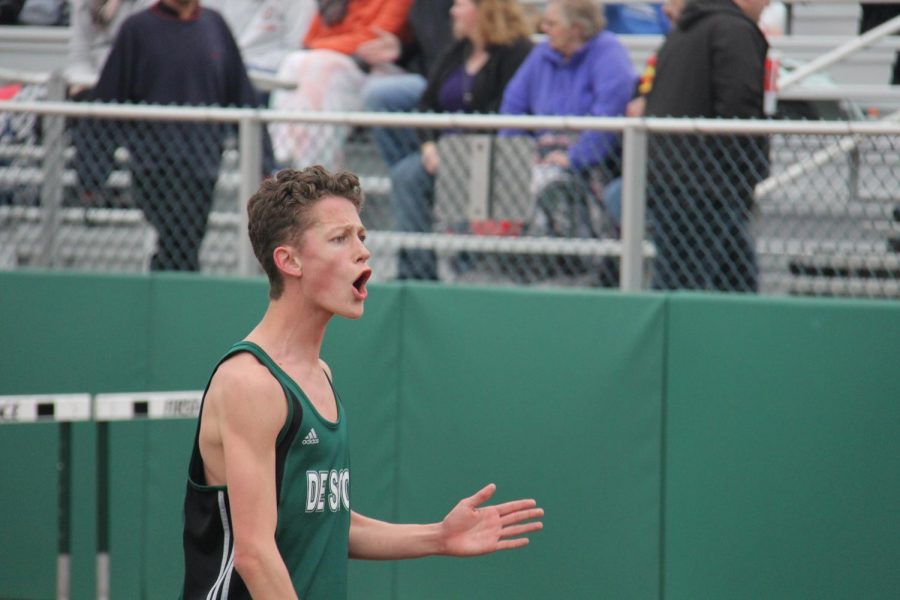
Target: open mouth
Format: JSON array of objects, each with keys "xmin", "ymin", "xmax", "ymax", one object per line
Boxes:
[{"xmin": 353, "ymin": 269, "xmax": 372, "ymax": 299}]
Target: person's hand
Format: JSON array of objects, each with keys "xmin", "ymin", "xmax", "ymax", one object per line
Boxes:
[
  {"xmin": 68, "ymin": 84, "xmax": 88, "ymax": 98},
  {"xmin": 542, "ymin": 150, "xmax": 570, "ymax": 169},
  {"xmin": 626, "ymin": 96, "xmax": 646, "ymax": 117},
  {"xmin": 421, "ymin": 142, "xmax": 440, "ymax": 175},
  {"xmin": 440, "ymin": 484, "xmax": 544, "ymax": 557},
  {"xmin": 355, "ymin": 28, "xmax": 401, "ymax": 67}
]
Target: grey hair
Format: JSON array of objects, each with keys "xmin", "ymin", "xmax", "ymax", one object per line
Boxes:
[{"xmin": 552, "ymin": 0, "xmax": 606, "ymax": 40}]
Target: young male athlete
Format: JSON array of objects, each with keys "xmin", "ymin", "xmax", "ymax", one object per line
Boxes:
[{"xmin": 181, "ymin": 166, "xmax": 544, "ymax": 599}]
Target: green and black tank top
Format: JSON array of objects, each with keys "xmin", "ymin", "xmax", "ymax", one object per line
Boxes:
[{"xmin": 181, "ymin": 341, "xmax": 351, "ymax": 600}]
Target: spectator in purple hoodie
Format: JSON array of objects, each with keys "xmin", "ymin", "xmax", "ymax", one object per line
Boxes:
[{"xmin": 499, "ymin": 0, "xmax": 635, "ymax": 279}]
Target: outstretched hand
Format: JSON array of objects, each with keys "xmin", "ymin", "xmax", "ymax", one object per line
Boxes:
[{"xmin": 440, "ymin": 484, "xmax": 543, "ymax": 557}]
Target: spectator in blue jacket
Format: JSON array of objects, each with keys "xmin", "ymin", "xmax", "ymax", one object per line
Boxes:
[{"xmin": 500, "ymin": 0, "xmax": 636, "ymax": 271}]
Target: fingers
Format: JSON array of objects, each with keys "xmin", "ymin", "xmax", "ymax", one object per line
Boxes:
[
  {"xmin": 494, "ymin": 498, "xmax": 537, "ymax": 515},
  {"xmin": 466, "ymin": 483, "xmax": 497, "ymax": 507},
  {"xmin": 501, "ymin": 507, "xmax": 544, "ymax": 527},
  {"xmin": 500, "ymin": 521, "xmax": 543, "ymax": 540},
  {"xmin": 496, "ymin": 537, "xmax": 531, "ymax": 551}
]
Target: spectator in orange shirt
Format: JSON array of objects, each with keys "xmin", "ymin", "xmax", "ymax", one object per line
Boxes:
[{"xmin": 269, "ymin": 0, "xmax": 414, "ymax": 169}]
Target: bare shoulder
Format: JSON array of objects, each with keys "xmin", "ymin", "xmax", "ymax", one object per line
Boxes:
[
  {"xmin": 209, "ymin": 352, "xmax": 278, "ymax": 399},
  {"xmin": 199, "ymin": 352, "xmax": 287, "ymax": 486},
  {"xmin": 206, "ymin": 352, "xmax": 287, "ymax": 434}
]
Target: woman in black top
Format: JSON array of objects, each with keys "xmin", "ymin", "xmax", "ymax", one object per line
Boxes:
[{"xmin": 391, "ymin": 0, "xmax": 533, "ymax": 280}]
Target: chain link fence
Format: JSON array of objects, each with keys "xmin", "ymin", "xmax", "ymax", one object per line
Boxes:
[
  {"xmin": 1, "ymin": 99, "xmax": 898, "ymax": 298},
  {"xmin": 756, "ymin": 131, "xmax": 900, "ymax": 297}
]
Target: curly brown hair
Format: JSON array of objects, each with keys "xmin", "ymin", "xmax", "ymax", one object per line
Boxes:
[{"xmin": 247, "ymin": 166, "xmax": 364, "ymax": 299}]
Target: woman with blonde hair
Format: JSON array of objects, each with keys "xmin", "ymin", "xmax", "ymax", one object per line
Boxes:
[{"xmin": 391, "ymin": 0, "xmax": 533, "ymax": 280}]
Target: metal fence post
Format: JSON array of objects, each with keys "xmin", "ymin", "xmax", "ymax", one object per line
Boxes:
[
  {"xmin": 238, "ymin": 116, "xmax": 262, "ymax": 276},
  {"xmin": 619, "ymin": 124, "xmax": 648, "ymax": 291},
  {"xmin": 848, "ymin": 142, "xmax": 860, "ymax": 203},
  {"xmin": 39, "ymin": 72, "xmax": 67, "ymax": 268}
]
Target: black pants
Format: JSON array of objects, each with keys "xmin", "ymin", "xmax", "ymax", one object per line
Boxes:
[
  {"xmin": 861, "ymin": 4, "xmax": 900, "ymax": 84},
  {"xmin": 133, "ymin": 169, "xmax": 217, "ymax": 272},
  {"xmin": 650, "ymin": 190, "xmax": 758, "ymax": 293}
]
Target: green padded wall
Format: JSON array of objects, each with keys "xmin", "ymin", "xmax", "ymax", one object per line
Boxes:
[
  {"xmin": 393, "ymin": 285, "xmax": 665, "ymax": 599},
  {"xmin": 0, "ymin": 272, "xmax": 268, "ymax": 599},
  {"xmin": 0, "ymin": 423, "xmax": 59, "ymax": 600},
  {"xmin": 146, "ymin": 275, "xmax": 268, "ymax": 387},
  {"xmin": 102, "ymin": 419, "xmax": 197, "ymax": 599},
  {"xmin": 0, "ymin": 271, "xmax": 152, "ymax": 394},
  {"xmin": 0, "ymin": 271, "xmax": 150, "ymax": 600},
  {"xmin": 69, "ymin": 422, "xmax": 97, "ymax": 600},
  {"xmin": 0, "ymin": 422, "xmax": 98, "ymax": 600},
  {"xmin": 2, "ymin": 272, "xmax": 899, "ymax": 600},
  {"xmin": 663, "ymin": 294, "xmax": 900, "ymax": 600}
]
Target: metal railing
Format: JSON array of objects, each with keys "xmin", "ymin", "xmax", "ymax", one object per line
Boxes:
[
  {"xmin": 780, "ymin": 13, "xmax": 900, "ymax": 89},
  {"xmin": 1, "ymin": 100, "xmax": 898, "ymax": 297}
]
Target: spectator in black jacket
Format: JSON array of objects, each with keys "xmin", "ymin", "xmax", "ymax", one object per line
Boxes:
[
  {"xmin": 75, "ymin": 0, "xmax": 274, "ymax": 272},
  {"xmin": 389, "ymin": 0, "xmax": 533, "ymax": 280},
  {"xmin": 861, "ymin": 2, "xmax": 900, "ymax": 84},
  {"xmin": 644, "ymin": 0, "xmax": 770, "ymax": 292},
  {"xmin": 0, "ymin": 0, "xmax": 24, "ymax": 23}
]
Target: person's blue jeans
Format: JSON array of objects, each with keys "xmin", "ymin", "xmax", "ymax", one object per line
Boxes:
[
  {"xmin": 390, "ymin": 152, "xmax": 436, "ymax": 279},
  {"xmin": 362, "ymin": 74, "xmax": 427, "ymax": 167},
  {"xmin": 601, "ymin": 177, "xmax": 623, "ymax": 230}
]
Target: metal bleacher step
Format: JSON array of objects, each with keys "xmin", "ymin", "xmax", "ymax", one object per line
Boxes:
[
  {"xmin": 759, "ymin": 198, "xmax": 897, "ymax": 219},
  {"xmin": 862, "ymin": 220, "xmax": 900, "ymax": 234},
  {"xmin": 757, "ymin": 234, "xmax": 900, "ymax": 297},
  {"xmin": 758, "ymin": 238, "xmax": 887, "ymax": 256},
  {"xmin": 788, "ymin": 252, "xmax": 900, "ymax": 278},
  {"xmin": 786, "ymin": 276, "xmax": 900, "ymax": 298}
]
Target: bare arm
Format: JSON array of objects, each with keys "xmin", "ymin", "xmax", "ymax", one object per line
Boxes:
[
  {"xmin": 207, "ymin": 360, "xmax": 298, "ymax": 599},
  {"xmin": 349, "ymin": 484, "xmax": 543, "ymax": 560}
]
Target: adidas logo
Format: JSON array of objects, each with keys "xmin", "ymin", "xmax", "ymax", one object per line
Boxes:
[{"xmin": 301, "ymin": 428, "xmax": 319, "ymax": 445}]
